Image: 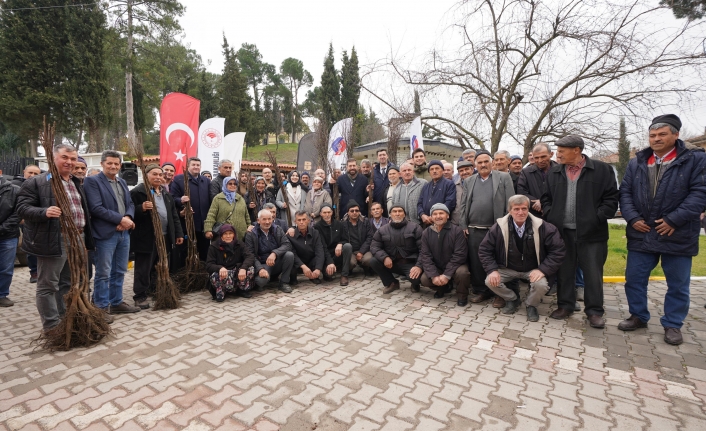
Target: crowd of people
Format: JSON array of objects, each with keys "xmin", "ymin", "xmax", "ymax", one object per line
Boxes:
[{"xmin": 0, "ymin": 114, "xmax": 703, "ymax": 346}]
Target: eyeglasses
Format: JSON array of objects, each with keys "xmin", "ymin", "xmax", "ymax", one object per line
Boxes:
[{"xmin": 349, "ymin": 209, "xmax": 360, "ymax": 213}]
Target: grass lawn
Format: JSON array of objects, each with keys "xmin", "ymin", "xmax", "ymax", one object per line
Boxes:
[
  {"xmin": 605, "ymin": 223, "xmax": 706, "ymax": 276},
  {"xmin": 241, "ymin": 143, "xmax": 299, "ymax": 165}
]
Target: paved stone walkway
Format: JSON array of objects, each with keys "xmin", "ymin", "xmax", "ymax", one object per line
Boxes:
[{"xmin": 1, "ymin": 267, "xmax": 706, "ymax": 430}]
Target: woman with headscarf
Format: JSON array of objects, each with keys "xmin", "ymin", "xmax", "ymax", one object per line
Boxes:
[
  {"xmin": 304, "ymin": 176, "xmax": 333, "ymax": 223},
  {"xmin": 276, "ymin": 170, "xmax": 305, "ymax": 225},
  {"xmin": 245, "ymin": 176, "xmax": 275, "ymax": 223},
  {"xmin": 205, "ymin": 224, "xmax": 255, "ymax": 302},
  {"xmin": 204, "ymin": 176, "xmax": 251, "ymax": 242}
]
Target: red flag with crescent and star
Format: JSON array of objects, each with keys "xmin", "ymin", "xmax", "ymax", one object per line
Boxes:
[{"xmin": 160, "ymin": 93, "xmax": 200, "ymax": 173}]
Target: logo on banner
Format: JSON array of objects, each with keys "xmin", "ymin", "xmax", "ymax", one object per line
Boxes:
[
  {"xmin": 411, "ymin": 135, "xmax": 419, "ymax": 151},
  {"xmin": 332, "ymin": 137, "xmax": 347, "ymax": 155},
  {"xmin": 201, "ymin": 128, "xmax": 223, "ymax": 149}
]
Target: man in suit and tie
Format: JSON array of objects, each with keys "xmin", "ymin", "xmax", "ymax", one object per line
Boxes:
[
  {"xmin": 459, "ymin": 150, "xmax": 515, "ymax": 306},
  {"xmin": 83, "ymin": 150, "xmax": 140, "ymax": 314}
]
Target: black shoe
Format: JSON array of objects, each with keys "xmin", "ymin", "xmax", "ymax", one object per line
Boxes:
[
  {"xmin": 411, "ymin": 284, "xmax": 420, "ymax": 292},
  {"xmin": 502, "ymin": 298, "xmax": 521, "ymax": 315},
  {"xmin": 311, "ymin": 278, "xmax": 322, "ymax": 285},
  {"xmin": 323, "ymin": 274, "xmax": 333, "ymax": 281},
  {"xmin": 29, "ymin": 272, "xmax": 38, "ymax": 283},
  {"xmin": 526, "ymin": 306, "xmax": 539, "ymax": 322},
  {"xmin": 279, "ymin": 284, "xmax": 293, "ymax": 293},
  {"xmin": 237, "ymin": 290, "xmax": 252, "ymax": 298},
  {"xmin": 110, "ymin": 302, "xmax": 141, "ymax": 314},
  {"xmin": 289, "ymin": 278, "xmax": 299, "ymax": 287},
  {"xmin": 134, "ymin": 299, "xmax": 150, "ymax": 310},
  {"xmin": 546, "ymin": 285, "xmax": 557, "ymax": 296},
  {"xmin": 434, "ymin": 290, "xmax": 445, "ymax": 299},
  {"xmin": 457, "ymin": 299, "xmax": 468, "ymax": 307},
  {"xmin": 550, "ymin": 308, "xmax": 573, "ymax": 320}
]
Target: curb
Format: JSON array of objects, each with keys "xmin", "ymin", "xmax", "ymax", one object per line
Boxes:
[{"xmin": 603, "ymin": 276, "xmax": 706, "ymax": 282}]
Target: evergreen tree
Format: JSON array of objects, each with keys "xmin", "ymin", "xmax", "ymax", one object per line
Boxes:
[
  {"xmin": 616, "ymin": 117, "xmax": 631, "ymax": 182},
  {"xmin": 320, "ymin": 44, "xmax": 340, "ymax": 129},
  {"xmin": 340, "ymin": 47, "xmax": 361, "ymax": 120},
  {"xmin": 661, "ymin": 0, "xmax": 706, "ymax": 20},
  {"xmin": 218, "ymin": 36, "xmax": 256, "ymax": 143},
  {"xmin": 280, "ymin": 57, "xmax": 313, "ymax": 142}
]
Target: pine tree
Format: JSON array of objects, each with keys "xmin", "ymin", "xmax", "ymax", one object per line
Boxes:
[
  {"xmin": 617, "ymin": 117, "xmax": 631, "ymax": 182},
  {"xmin": 218, "ymin": 36, "xmax": 256, "ymax": 142},
  {"xmin": 320, "ymin": 44, "xmax": 340, "ymax": 129},
  {"xmin": 340, "ymin": 47, "xmax": 361, "ymax": 120}
]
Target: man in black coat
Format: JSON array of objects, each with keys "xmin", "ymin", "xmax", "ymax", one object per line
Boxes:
[
  {"xmin": 130, "ymin": 164, "xmax": 184, "ymax": 309},
  {"xmin": 209, "ymin": 159, "xmax": 233, "ymax": 201},
  {"xmin": 243, "ymin": 208, "xmax": 294, "ymax": 293},
  {"xmin": 419, "ymin": 203, "xmax": 470, "ymax": 305},
  {"xmin": 314, "ymin": 204, "xmax": 352, "ymax": 285},
  {"xmin": 479, "ymin": 195, "xmax": 566, "ymax": 321},
  {"xmin": 287, "ymin": 211, "xmax": 326, "ymax": 285},
  {"xmin": 541, "ymin": 135, "xmax": 618, "ymax": 328},
  {"xmin": 337, "ymin": 159, "xmax": 368, "ymax": 219},
  {"xmin": 517, "ymin": 143, "xmax": 556, "ymax": 218},
  {"xmin": 16, "ymin": 144, "xmax": 101, "ymax": 330},
  {"xmin": 340, "ymin": 200, "xmax": 373, "ymax": 285},
  {"xmin": 369, "ymin": 205, "xmax": 423, "ymax": 294},
  {"xmin": 0, "ymin": 176, "xmax": 20, "ymax": 307},
  {"xmin": 171, "ymin": 157, "xmax": 212, "ymax": 262}
]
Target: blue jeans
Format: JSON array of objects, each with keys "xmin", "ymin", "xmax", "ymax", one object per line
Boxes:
[
  {"xmin": 28, "ymin": 254, "xmax": 37, "ymax": 274},
  {"xmin": 0, "ymin": 237, "xmax": 18, "ymax": 298},
  {"xmin": 575, "ymin": 266, "xmax": 584, "ymax": 288},
  {"xmin": 624, "ymin": 250, "xmax": 692, "ymax": 329},
  {"xmin": 93, "ymin": 230, "xmax": 130, "ymax": 308}
]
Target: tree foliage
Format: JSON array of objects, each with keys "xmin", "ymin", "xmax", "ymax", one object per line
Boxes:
[
  {"xmin": 661, "ymin": 0, "xmax": 706, "ymax": 20},
  {"xmin": 280, "ymin": 57, "xmax": 313, "ymax": 142},
  {"xmin": 616, "ymin": 117, "xmax": 631, "ymax": 183},
  {"xmin": 320, "ymin": 43, "xmax": 340, "ymax": 130},
  {"xmin": 340, "ymin": 47, "xmax": 361, "ymax": 120},
  {"xmin": 219, "ymin": 36, "xmax": 256, "ymax": 142}
]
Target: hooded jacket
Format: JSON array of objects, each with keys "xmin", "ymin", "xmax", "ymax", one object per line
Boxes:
[
  {"xmin": 619, "ymin": 140, "xmax": 706, "ymax": 256},
  {"xmin": 478, "ymin": 213, "xmax": 565, "ymax": 279}
]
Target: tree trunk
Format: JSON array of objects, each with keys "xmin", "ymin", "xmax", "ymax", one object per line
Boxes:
[
  {"xmin": 87, "ymin": 118, "xmax": 100, "ymax": 153},
  {"xmin": 124, "ymin": 0, "xmax": 137, "ymax": 153}
]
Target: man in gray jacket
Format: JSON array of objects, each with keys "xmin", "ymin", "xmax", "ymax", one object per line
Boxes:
[
  {"xmin": 392, "ymin": 162, "xmax": 427, "ymax": 224},
  {"xmin": 459, "ymin": 150, "xmax": 515, "ymax": 306}
]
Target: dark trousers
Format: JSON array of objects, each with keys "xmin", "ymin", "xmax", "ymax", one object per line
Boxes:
[
  {"xmin": 132, "ymin": 235, "xmax": 168, "ymax": 301},
  {"xmin": 557, "ymin": 229, "xmax": 607, "ymax": 316},
  {"xmin": 467, "ymin": 227, "xmax": 492, "ymax": 294},
  {"xmin": 27, "ymin": 254, "xmax": 37, "ymax": 274},
  {"xmin": 369, "ymin": 257, "xmax": 421, "ymax": 288}
]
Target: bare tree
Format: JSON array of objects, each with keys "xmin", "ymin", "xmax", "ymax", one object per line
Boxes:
[
  {"xmin": 366, "ymin": 0, "xmax": 706, "ymax": 156},
  {"xmin": 387, "ymin": 118, "xmax": 404, "ymax": 165}
]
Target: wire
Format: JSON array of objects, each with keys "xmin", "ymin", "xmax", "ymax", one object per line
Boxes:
[{"xmin": 1, "ymin": 2, "xmax": 98, "ymax": 12}]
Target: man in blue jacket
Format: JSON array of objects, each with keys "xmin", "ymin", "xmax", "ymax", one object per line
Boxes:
[
  {"xmin": 618, "ymin": 114, "xmax": 706, "ymax": 345},
  {"xmin": 170, "ymin": 157, "xmax": 212, "ymax": 262},
  {"xmin": 417, "ymin": 160, "xmax": 456, "ymax": 227},
  {"xmin": 83, "ymin": 150, "xmax": 139, "ymax": 314}
]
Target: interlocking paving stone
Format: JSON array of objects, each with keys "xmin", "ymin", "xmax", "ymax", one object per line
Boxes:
[{"xmin": 2, "ymin": 270, "xmax": 706, "ymax": 429}]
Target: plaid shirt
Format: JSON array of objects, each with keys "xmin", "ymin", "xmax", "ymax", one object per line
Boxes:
[
  {"xmin": 63, "ymin": 177, "xmax": 86, "ymax": 230},
  {"xmin": 565, "ymin": 156, "xmax": 586, "ymax": 182}
]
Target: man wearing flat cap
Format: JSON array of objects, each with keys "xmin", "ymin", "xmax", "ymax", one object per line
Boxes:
[
  {"xmin": 369, "ymin": 205, "xmax": 424, "ymax": 294},
  {"xmin": 618, "ymin": 114, "xmax": 706, "ymax": 345},
  {"xmin": 451, "ymin": 161, "xmax": 474, "ymax": 226},
  {"xmin": 541, "ymin": 135, "xmax": 618, "ymax": 328},
  {"xmin": 417, "ymin": 160, "xmax": 456, "ymax": 227},
  {"xmin": 459, "ymin": 150, "xmax": 515, "ymax": 307},
  {"xmin": 419, "ymin": 203, "xmax": 470, "ymax": 304}
]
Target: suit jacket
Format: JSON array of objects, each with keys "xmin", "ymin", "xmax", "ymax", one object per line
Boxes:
[
  {"xmin": 170, "ymin": 173, "xmax": 211, "ymax": 232},
  {"xmin": 83, "ymin": 172, "xmax": 135, "ymax": 241},
  {"xmin": 459, "ymin": 171, "xmax": 514, "ymax": 228}
]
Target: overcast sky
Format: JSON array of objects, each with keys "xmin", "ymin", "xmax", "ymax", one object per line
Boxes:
[{"xmin": 177, "ymin": 0, "xmax": 706, "ymax": 153}]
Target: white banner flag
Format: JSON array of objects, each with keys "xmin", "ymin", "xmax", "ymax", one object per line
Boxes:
[
  {"xmin": 197, "ymin": 117, "xmax": 226, "ymax": 173},
  {"xmin": 223, "ymin": 132, "xmax": 246, "ymax": 172},
  {"xmin": 409, "ymin": 116, "xmax": 424, "ymax": 158},
  {"xmin": 328, "ymin": 118, "xmax": 353, "ymax": 172}
]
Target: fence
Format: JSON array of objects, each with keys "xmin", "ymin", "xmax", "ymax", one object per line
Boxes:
[{"xmin": 0, "ymin": 149, "xmax": 35, "ymax": 177}]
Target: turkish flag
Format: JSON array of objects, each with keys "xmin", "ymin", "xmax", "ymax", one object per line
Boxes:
[{"xmin": 160, "ymin": 93, "xmax": 200, "ymax": 173}]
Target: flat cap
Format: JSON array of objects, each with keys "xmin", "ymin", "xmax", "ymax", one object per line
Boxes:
[
  {"xmin": 474, "ymin": 150, "xmax": 492, "ymax": 159},
  {"xmin": 555, "ymin": 135, "xmax": 584, "ymax": 150},
  {"xmin": 457, "ymin": 160, "xmax": 473, "ymax": 169}
]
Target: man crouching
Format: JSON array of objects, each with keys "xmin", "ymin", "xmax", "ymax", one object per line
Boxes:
[{"xmin": 478, "ymin": 195, "xmax": 565, "ymax": 321}]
